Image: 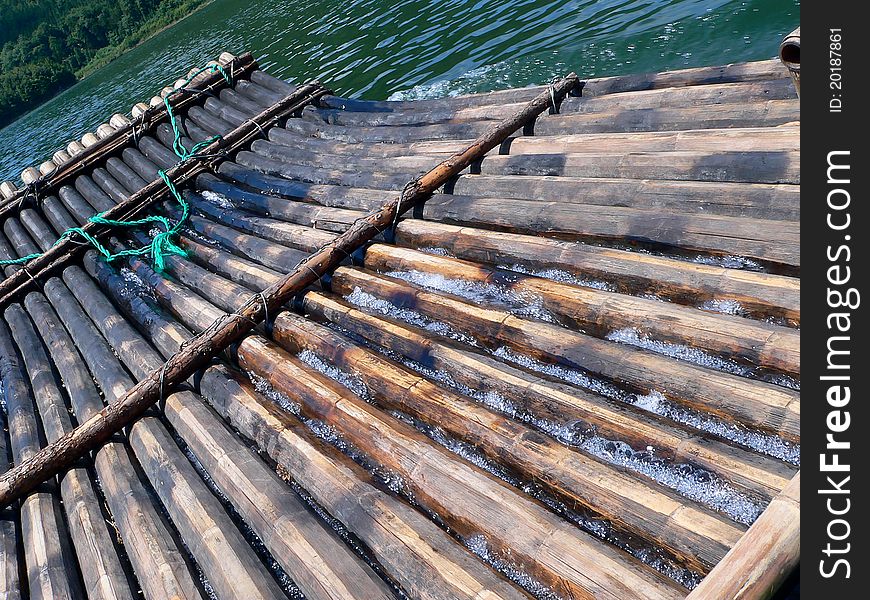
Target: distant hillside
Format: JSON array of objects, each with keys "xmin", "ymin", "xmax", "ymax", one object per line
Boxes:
[{"xmin": 0, "ymin": 0, "xmax": 209, "ymax": 129}]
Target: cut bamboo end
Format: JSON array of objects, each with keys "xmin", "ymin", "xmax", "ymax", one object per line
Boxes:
[
  {"xmin": 131, "ymin": 102, "xmax": 149, "ymax": 118},
  {"xmin": 187, "ymin": 67, "xmax": 200, "ymax": 79},
  {"xmin": 0, "ymin": 181, "xmax": 18, "ymax": 200},
  {"xmin": 149, "ymin": 96, "xmax": 164, "ymax": 108},
  {"xmin": 96, "ymin": 124, "xmax": 116, "ymax": 139},
  {"xmin": 52, "ymin": 149, "xmax": 71, "ymax": 165},
  {"xmin": 218, "ymin": 52, "xmax": 237, "ymax": 66},
  {"xmin": 20, "ymin": 167, "xmax": 41, "ymax": 185},
  {"xmin": 161, "ymin": 86, "xmax": 175, "ymax": 98},
  {"xmin": 66, "ymin": 140, "xmax": 85, "ymax": 156},
  {"xmin": 38, "ymin": 161, "xmax": 57, "ymax": 177},
  {"xmin": 173, "ymin": 78, "xmax": 187, "ymax": 90},
  {"xmin": 109, "ymin": 113, "xmax": 131, "ymax": 129},
  {"xmin": 81, "ymin": 132, "xmax": 100, "ymax": 148},
  {"xmin": 779, "ymin": 27, "xmax": 800, "ymax": 96}
]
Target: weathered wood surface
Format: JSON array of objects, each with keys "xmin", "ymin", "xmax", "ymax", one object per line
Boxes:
[
  {"xmin": 393, "ymin": 220, "xmax": 800, "ymax": 324},
  {"xmin": 238, "ymin": 334, "xmax": 686, "ymax": 600},
  {"xmin": 0, "ymin": 53, "xmax": 257, "ymax": 218},
  {"xmin": 199, "ymin": 365, "xmax": 531, "ymax": 600},
  {"xmin": 329, "ymin": 267, "xmax": 800, "ymax": 442},
  {"xmin": 0, "ymin": 73, "xmax": 580, "ymax": 511},
  {"xmin": 268, "ymin": 311, "xmax": 746, "ymax": 574},
  {"xmin": 251, "ymin": 136, "xmax": 799, "ymax": 184},
  {"xmin": 283, "ymin": 98, "xmax": 798, "ymax": 143},
  {"xmin": 0, "ymin": 318, "xmax": 82, "ymax": 600},
  {"xmin": 0, "ymin": 80, "xmax": 329, "ymax": 311},
  {"xmin": 362, "ymin": 244, "xmax": 799, "ymax": 376},
  {"xmin": 299, "ymin": 290, "xmax": 795, "ymax": 501},
  {"xmin": 5, "ymin": 299, "xmax": 134, "ymax": 600},
  {"xmin": 307, "ymin": 79, "xmax": 795, "ymax": 127},
  {"xmin": 686, "ymin": 473, "xmax": 799, "ymax": 600},
  {"xmin": 315, "ymin": 59, "xmax": 787, "ymax": 113}
]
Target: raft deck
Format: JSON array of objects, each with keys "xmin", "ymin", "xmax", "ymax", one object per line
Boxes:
[{"xmin": 0, "ymin": 50, "xmax": 798, "ymax": 600}]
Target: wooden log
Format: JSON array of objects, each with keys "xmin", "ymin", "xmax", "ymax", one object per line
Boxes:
[
  {"xmin": 0, "ymin": 317, "xmax": 83, "ymax": 600},
  {"xmin": 249, "ymin": 135, "xmax": 799, "ymax": 184},
  {"xmin": 202, "ymin": 96, "xmax": 251, "ymax": 126},
  {"xmin": 0, "ymin": 182, "xmax": 17, "ymax": 200},
  {"xmin": 404, "ymin": 201, "xmax": 794, "ymax": 273},
  {"xmin": 308, "ymin": 79, "xmax": 796, "ymax": 127},
  {"xmin": 179, "ymin": 234, "xmax": 281, "ymax": 290},
  {"xmin": 237, "ymin": 334, "xmax": 686, "ymax": 599},
  {"xmin": 392, "ymin": 220, "xmax": 800, "ymax": 324},
  {"xmin": 579, "ymin": 59, "xmax": 788, "ymax": 96},
  {"xmin": 5, "ymin": 300, "xmax": 134, "ymax": 599},
  {"xmin": 0, "ymin": 419, "xmax": 20, "ymax": 600},
  {"xmin": 266, "ymin": 312, "xmax": 745, "ymax": 574},
  {"xmin": 199, "ymin": 364, "xmax": 530, "ymax": 600},
  {"xmin": 449, "ymin": 175, "xmax": 799, "ymax": 222},
  {"xmin": 0, "ymin": 74, "xmax": 580, "ymax": 514},
  {"xmin": 80, "ymin": 256, "xmax": 403, "ymax": 600},
  {"xmin": 362, "ymin": 244, "xmax": 800, "ymax": 376},
  {"xmin": 0, "ymin": 79, "xmax": 329, "ymax": 310},
  {"xmin": 505, "ymin": 125, "xmax": 799, "ymax": 155},
  {"xmin": 300, "ymin": 290, "xmax": 795, "ymax": 501},
  {"xmin": 477, "ymin": 150, "xmax": 800, "ymax": 184},
  {"xmin": 687, "ymin": 472, "xmax": 799, "ymax": 599},
  {"xmin": 329, "ymin": 267, "xmax": 801, "ymax": 442},
  {"xmin": 284, "ymin": 99, "xmax": 799, "ymax": 144}
]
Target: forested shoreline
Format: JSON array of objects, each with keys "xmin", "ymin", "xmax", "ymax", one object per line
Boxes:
[{"xmin": 0, "ymin": 0, "xmax": 210, "ymax": 129}]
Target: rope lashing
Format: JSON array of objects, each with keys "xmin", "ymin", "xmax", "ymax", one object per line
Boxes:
[{"xmin": 0, "ymin": 64, "xmax": 231, "ymax": 269}]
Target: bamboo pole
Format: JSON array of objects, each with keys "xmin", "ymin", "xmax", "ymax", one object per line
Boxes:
[
  {"xmin": 198, "ymin": 364, "xmax": 530, "ymax": 600},
  {"xmin": 779, "ymin": 28, "xmax": 800, "ymax": 97},
  {"xmin": 299, "ymin": 290, "xmax": 795, "ymax": 501},
  {"xmin": 0, "ymin": 73, "xmax": 580, "ymax": 508},
  {"xmin": 329, "ymin": 267, "xmax": 801, "ymax": 442},
  {"xmin": 362, "ymin": 244, "xmax": 800, "ymax": 376},
  {"xmin": 265, "ymin": 311, "xmax": 745, "ymax": 575},
  {"xmin": 0, "ymin": 80, "xmax": 328, "ymax": 310},
  {"xmin": 0, "ymin": 53, "xmax": 256, "ymax": 218},
  {"xmin": 238, "ymin": 334, "xmax": 685, "ymax": 600}
]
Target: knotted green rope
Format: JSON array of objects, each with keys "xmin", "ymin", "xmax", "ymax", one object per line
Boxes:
[{"xmin": 0, "ymin": 64, "xmax": 231, "ymax": 269}]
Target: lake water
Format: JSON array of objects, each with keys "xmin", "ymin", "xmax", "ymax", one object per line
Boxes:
[{"xmin": 0, "ymin": 0, "xmax": 799, "ymax": 181}]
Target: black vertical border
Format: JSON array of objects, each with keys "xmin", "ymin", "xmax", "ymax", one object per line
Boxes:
[{"xmin": 802, "ymin": 2, "xmax": 868, "ymax": 597}]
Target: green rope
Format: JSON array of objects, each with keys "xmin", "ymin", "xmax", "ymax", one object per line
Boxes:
[{"xmin": 0, "ymin": 64, "xmax": 231, "ymax": 269}]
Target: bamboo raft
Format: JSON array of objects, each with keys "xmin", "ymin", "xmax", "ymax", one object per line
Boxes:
[{"xmin": 0, "ymin": 33, "xmax": 799, "ymax": 600}]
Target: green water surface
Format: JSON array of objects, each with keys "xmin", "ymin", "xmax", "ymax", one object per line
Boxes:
[{"xmin": 0, "ymin": 0, "xmax": 799, "ymax": 181}]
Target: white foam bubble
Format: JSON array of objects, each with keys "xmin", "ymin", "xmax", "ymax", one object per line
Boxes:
[
  {"xmin": 464, "ymin": 535, "xmax": 561, "ymax": 600},
  {"xmin": 418, "ymin": 246, "xmax": 455, "ymax": 257},
  {"xmin": 700, "ymin": 298, "xmax": 747, "ymax": 317},
  {"xmin": 501, "ymin": 263, "xmax": 616, "ymax": 291},
  {"xmin": 345, "ymin": 287, "xmax": 479, "ymax": 346},
  {"xmin": 692, "ymin": 254, "xmax": 763, "ymax": 271},
  {"xmin": 606, "ymin": 327, "xmax": 754, "ymax": 377},
  {"xmin": 494, "ymin": 346, "xmax": 800, "ymax": 466},
  {"xmin": 385, "ymin": 269, "xmax": 555, "ymax": 323},
  {"xmin": 201, "ymin": 190, "xmax": 237, "ymax": 210},
  {"xmin": 387, "ymin": 62, "xmax": 515, "ymax": 101}
]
